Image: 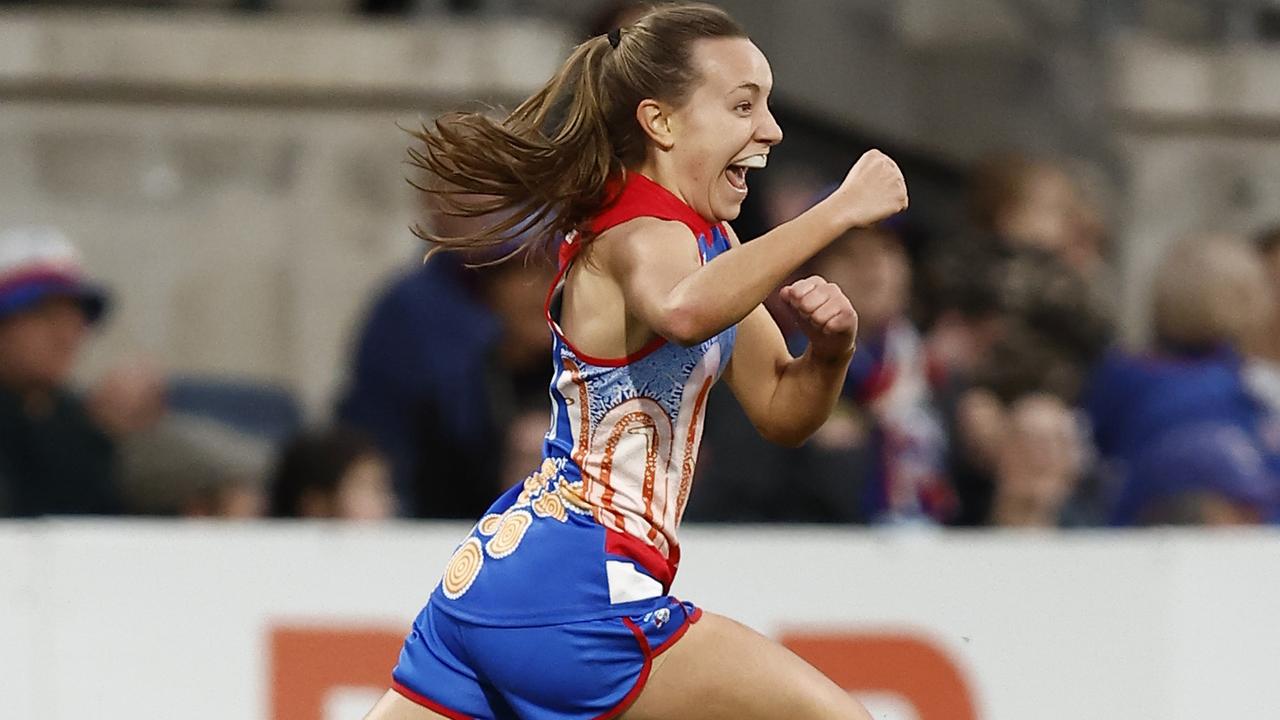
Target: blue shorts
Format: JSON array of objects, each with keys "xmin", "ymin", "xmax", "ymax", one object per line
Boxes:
[{"xmin": 390, "ymin": 596, "xmax": 701, "ymax": 720}]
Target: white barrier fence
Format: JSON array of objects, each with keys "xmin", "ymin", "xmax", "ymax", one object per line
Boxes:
[{"xmin": 2, "ymin": 521, "xmax": 1278, "ymax": 720}]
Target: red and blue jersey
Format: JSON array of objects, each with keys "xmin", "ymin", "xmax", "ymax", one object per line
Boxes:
[{"xmin": 430, "ymin": 172, "xmax": 737, "ymax": 626}]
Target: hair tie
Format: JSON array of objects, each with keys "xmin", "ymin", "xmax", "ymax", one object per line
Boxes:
[{"xmin": 607, "ymin": 28, "xmax": 621, "ymax": 49}]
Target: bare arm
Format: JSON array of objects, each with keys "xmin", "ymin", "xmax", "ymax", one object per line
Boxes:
[
  {"xmin": 719, "ymin": 217, "xmax": 859, "ymax": 446},
  {"xmin": 601, "ymin": 149, "xmax": 906, "ymax": 346}
]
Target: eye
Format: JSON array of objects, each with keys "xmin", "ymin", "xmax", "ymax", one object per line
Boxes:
[{"xmin": 735, "ymin": 101, "xmax": 753, "ymax": 114}]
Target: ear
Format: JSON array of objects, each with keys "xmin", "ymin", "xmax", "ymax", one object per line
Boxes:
[{"xmin": 636, "ymin": 98, "xmax": 675, "ymax": 150}]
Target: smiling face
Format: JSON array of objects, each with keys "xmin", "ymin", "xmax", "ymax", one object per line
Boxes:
[{"xmin": 645, "ymin": 37, "xmax": 782, "ymax": 222}]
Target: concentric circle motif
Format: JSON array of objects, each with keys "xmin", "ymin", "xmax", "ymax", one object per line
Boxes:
[
  {"xmin": 441, "ymin": 537, "xmax": 483, "ymax": 600},
  {"xmin": 532, "ymin": 492, "xmax": 567, "ymax": 522},
  {"xmin": 477, "ymin": 513, "xmax": 503, "ymax": 536},
  {"xmin": 485, "ymin": 510, "xmax": 532, "ymax": 559}
]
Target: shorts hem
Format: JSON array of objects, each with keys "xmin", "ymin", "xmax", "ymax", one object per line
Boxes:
[
  {"xmin": 391, "ymin": 679, "xmax": 475, "ymax": 720},
  {"xmin": 653, "ymin": 604, "xmax": 702, "ymax": 657},
  {"xmin": 593, "ymin": 602, "xmax": 703, "ymax": 720}
]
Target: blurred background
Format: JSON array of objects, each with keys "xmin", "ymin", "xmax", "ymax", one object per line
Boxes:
[{"xmin": 2, "ymin": 1, "xmax": 1280, "ymax": 719}]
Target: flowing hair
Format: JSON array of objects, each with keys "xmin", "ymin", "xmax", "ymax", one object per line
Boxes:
[{"xmin": 406, "ymin": 3, "xmax": 746, "ymax": 261}]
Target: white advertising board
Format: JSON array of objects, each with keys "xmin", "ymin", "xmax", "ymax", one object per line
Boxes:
[{"xmin": 1, "ymin": 521, "xmax": 1278, "ymax": 720}]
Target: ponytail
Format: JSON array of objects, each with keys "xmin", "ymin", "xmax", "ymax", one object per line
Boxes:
[{"xmin": 406, "ymin": 3, "xmax": 746, "ymax": 261}]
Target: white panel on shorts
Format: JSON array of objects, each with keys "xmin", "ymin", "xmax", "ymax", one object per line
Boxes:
[{"xmin": 605, "ymin": 560, "xmax": 663, "ymax": 604}]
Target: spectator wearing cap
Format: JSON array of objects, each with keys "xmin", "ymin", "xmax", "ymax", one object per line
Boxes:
[{"xmin": 0, "ymin": 226, "xmax": 122, "ymax": 516}]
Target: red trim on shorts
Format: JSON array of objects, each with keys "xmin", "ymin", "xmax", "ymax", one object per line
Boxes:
[
  {"xmin": 595, "ymin": 618, "xmax": 653, "ymax": 720},
  {"xmin": 651, "ymin": 605, "xmax": 703, "ymax": 657},
  {"xmin": 605, "ymin": 528, "xmax": 676, "ymax": 591},
  {"xmin": 596, "ymin": 605, "xmax": 702, "ymax": 719},
  {"xmin": 391, "ymin": 680, "xmax": 475, "ymax": 720}
]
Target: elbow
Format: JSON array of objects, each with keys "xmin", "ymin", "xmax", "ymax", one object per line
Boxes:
[
  {"xmin": 756, "ymin": 421, "xmax": 813, "ymax": 449},
  {"xmin": 658, "ymin": 303, "xmax": 715, "ymax": 347}
]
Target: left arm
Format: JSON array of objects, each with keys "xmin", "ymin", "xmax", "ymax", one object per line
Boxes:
[{"xmin": 721, "ymin": 227, "xmax": 858, "ymax": 448}]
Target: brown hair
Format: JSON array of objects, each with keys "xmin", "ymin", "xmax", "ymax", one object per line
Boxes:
[{"xmin": 406, "ymin": 3, "xmax": 746, "ymax": 261}]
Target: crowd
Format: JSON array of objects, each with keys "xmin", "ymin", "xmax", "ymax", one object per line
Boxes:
[
  {"xmin": 3, "ymin": 146, "xmax": 1278, "ymax": 529},
  {"xmin": 2, "ymin": 0, "xmax": 1278, "ymax": 529}
]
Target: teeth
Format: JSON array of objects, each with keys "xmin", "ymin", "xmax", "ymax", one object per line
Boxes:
[{"xmin": 730, "ymin": 154, "xmax": 767, "ymax": 169}]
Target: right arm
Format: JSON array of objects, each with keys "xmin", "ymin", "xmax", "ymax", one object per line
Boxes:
[{"xmin": 602, "ymin": 149, "xmax": 907, "ymax": 346}]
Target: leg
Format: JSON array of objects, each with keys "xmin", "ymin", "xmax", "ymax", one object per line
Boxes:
[
  {"xmin": 363, "ymin": 689, "xmax": 456, "ymax": 720},
  {"xmin": 621, "ymin": 612, "xmax": 873, "ymax": 720}
]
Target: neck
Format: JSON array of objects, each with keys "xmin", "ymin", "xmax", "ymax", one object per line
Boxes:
[{"xmin": 632, "ymin": 158, "xmax": 688, "ymax": 209}]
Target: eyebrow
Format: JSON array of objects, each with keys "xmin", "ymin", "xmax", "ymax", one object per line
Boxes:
[{"xmin": 729, "ymin": 82, "xmax": 763, "ymax": 95}]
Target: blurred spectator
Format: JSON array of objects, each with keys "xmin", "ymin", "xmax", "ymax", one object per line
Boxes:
[
  {"xmin": 1151, "ymin": 234, "xmax": 1271, "ymax": 356},
  {"xmin": 185, "ymin": 476, "xmax": 267, "ymax": 519},
  {"xmin": 818, "ymin": 227, "xmax": 951, "ymax": 523},
  {"xmin": 937, "ymin": 249, "xmax": 1111, "ymax": 526},
  {"xmin": 918, "ymin": 251, "xmax": 1006, "ymax": 386},
  {"xmin": 1084, "ymin": 234, "xmax": 1280, "ymax": 525},
  {"xmin": 121, "ymin": 411, "xmax": 273, "ymax": 518},
  {"xmin": 1122, "ymin": 423, "xmax": 1276, "ymax": 526},
  {"xmin": 969, "ymin": 392, "xmax": 1090, "ymax": 527},
  {"xmin": 967, "ymin": 152, "xmax": 1110, "ymax": 281},
  {"xmin": 268, "ymin": 425, "xmax": 394, "ymax": 520},
  {"xmin": 124, "ymin": 375, "xmax": 298, "ymax": 518},
  {"xmin": 0, "ymin": 226, "xmax": 165, "ymax": 516},
  {"xmin": 688, "ymin": 381, "xmax": 869, "ymax": 524},
  {"xmin": 914, "ymin": 151, "xmax": 1118, "ymax": 527},
  {"xmin": 338, "ymin": 201, "xmax": 554, "ymax": 518},
  {"xmin": 921, "ymin": 153, "xmax": 1113, "ymax": 382}
]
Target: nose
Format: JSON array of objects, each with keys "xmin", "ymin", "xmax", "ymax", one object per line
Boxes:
[{"xmin": 757, "ymin": 107, "xmax": 783, "ymax": 146}]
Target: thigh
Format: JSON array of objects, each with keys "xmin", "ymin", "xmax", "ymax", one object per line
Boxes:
[
  {"xmin": 363, "ymin": 689, "xmax": 457, "ymax": 720},
  {"xmin": 621, "ymin": 612, "xmax": 872, "ymax": 720}
]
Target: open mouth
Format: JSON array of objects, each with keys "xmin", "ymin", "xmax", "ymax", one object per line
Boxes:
[{"xmin": 725, "ymin": 153, "xmax": 767, "ymax": 192}]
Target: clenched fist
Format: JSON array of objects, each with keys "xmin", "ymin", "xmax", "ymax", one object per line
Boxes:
[
  {"xmin": 835, "ymin": 149, "xmax": 908, "ymax": 229},
  {"xmin": 779, "ymin": 275, "xmax": 859, "ymax": 362}
]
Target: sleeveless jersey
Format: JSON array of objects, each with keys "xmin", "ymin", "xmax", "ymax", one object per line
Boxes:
[{"xmin": 430, "ymin": 172, "xmax": 737, "ymax": 626}]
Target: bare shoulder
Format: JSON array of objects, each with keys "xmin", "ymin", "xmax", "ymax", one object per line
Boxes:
[{"xmin": 588, "ymin": 217, "xmax": 702, "ymax": 275}]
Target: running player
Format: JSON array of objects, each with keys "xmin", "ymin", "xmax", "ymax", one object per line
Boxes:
[{"xmin": 365, "ymin": 4, "xmax": 907, "ymax": 719}]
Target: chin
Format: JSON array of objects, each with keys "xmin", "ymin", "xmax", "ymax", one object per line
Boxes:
[{"xmin": 710, "ymin": 200, "xmax": 744, "ymax": 222}]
